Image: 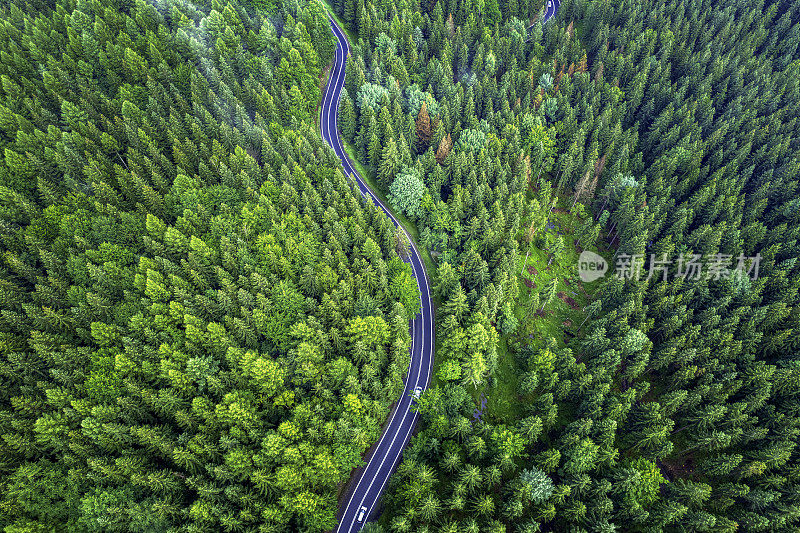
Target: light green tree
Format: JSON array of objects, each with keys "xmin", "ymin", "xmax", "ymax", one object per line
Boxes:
[{"xmin": 388, "ymin": 168, "xmax": 426, "ymax": 219}]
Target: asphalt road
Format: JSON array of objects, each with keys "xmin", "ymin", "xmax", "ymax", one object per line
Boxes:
[
  {"xmin": 319, "ymin": 15, "xmax": 435, "ymax": 533},
  {"xmin": 543, "ymin": 0, "xmax": 560, "ymax": 23}
]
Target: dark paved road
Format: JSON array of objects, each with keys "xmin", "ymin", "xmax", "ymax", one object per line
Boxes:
[
  {"xmin": 319, "ymin": 15, "xmax": 435, "ymax": 533},
  {"xmin": 543, "ymin": 0, "xmax": 560, "ymax": 22}
]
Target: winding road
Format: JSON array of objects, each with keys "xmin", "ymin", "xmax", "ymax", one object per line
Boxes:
[
  {"xmin": 319, "ymin": 15, "xmax": 434, "ymax": 533},
  {"xmin": 543, "ymin": 0, "xmax": 560, "ymax": 23},
  {"xmin": 319, "ymin": 0, "xmax": 558, "ymax": 527}
]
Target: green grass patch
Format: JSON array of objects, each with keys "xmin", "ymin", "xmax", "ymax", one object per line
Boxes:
[
  {"xmin": 485, "ymin": 336, "xmax": 522, "ymax": 420},
  {"xmin": 478, "ymin": 196, "xmax": 607, "ymax": 426},
  {"xmin": 515, "ymin": 202, "xmax": 607, "ymax": 348}
]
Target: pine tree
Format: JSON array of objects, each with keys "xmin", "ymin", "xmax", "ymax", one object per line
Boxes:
[
  {"xmin": 368, "ymin": 129, "xmax": 382, "ymax": 168},
  {"xmin": 539, "ymin": 277, "xmax": 558, "ymax": 313},
  {"xmin": 436, "ymin": 133, "xmax": 453, "ymax": 164},
  {"xmin": 378, "ymin": 138, "xmax": 400, "ymax": 189},
  {"xmin": 415, "ymin": 101, "xmax": 432, "ymax": 153}
]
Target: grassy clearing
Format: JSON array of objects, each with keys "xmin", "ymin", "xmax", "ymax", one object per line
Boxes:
[
  {"xmin": 485, "ymin": 337, "xmax": 521, "ymax": 420},
  {"xmin": 515, "ymin": 214, "xmax": 598, "ymax": 348},
  {"xmin": 481, "ymin": 196, "xmax": 607, "ymax": 424}
]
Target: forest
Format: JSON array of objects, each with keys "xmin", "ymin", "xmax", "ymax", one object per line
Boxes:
[
  {"xmin": 329, "ymin": 0, "xmax": 800, "ymax": 530},
  {"xmin": 0, "ymin": 0, "xmax": 423, "ymax": 530},
  {"xmin": 0, "ymin": 0, "xmax": 799, "ymax": 531}
]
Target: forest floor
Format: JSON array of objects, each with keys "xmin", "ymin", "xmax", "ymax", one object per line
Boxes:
[{"xmin": 481, "ymin": 197, "xmax": 608, "ymax": 423}]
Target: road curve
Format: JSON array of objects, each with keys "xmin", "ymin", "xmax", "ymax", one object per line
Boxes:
[
  {"xmin": 527, "ymin": 0, "xmax": 560, "ymax": 40},
  {"xmin": 543, "ymin": 0, "xmax": 560, "ymax": 23},
  {"xmin": 319, "ymin": 14, "xmax": 435, "ymax": 533}
]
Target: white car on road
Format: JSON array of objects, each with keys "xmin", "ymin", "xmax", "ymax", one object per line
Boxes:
[
  {"xmin": 412, "ymin": 386, "xmax": 423, "ymax": 400},
  {"xmin": 357, "ymin": 506, "xmax": 367, "ymax": 522}
]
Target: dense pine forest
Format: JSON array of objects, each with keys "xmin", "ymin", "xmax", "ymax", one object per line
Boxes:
[
  {"xmin": 0, "ymin": 0, "xmax": 798, "ymax": 531},
  {"xmin": 327, "ymin": 0, "xmax": 800, "ymax": 530},
  {"xmin": 0, "ymin": 0, "xmax": 423, "ymax": 530}
]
